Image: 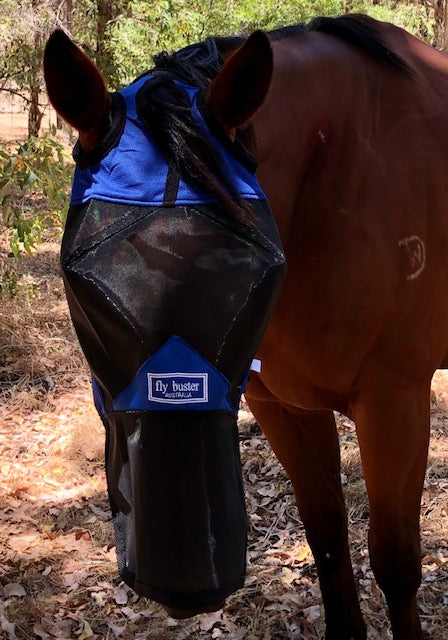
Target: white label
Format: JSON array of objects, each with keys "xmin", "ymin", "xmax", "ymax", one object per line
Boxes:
[{"xmin": 148, "ymin": 372, "xmax": 208, "ymax": 404}]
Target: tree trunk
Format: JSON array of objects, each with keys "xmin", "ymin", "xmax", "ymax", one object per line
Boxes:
[
  {"xmin": 28, "ymin": 90, "xmax": 42, "ymax": 137},
  {"xmin": 418, "ymin": 0, "xmax": 448, "ymax": 48},
  {"xmin": 56, "ymin": 0, "xmax": 73, "ymax": 130},
  {"xmin": 28, "ymin": 0, "xmax": 42, "ymax": 137},
  {"xmin": 96, "ymin": 0, "xmax": 119, "ymax": 86},
  {"xmin": 443, "ymin": 0, "xmax": 448, "ymax": 49}
]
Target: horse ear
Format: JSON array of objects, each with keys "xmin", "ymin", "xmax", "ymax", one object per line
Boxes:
[
  {"xmin": 206, "ymin": 30, "xmax": 272, "ymax": 131},
  {"xmin": 44, "ymin": 30, "xmax": 109, "ymax": 145}
]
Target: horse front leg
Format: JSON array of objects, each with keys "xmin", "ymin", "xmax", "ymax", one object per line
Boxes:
[
  {"xmin": 350, "ymin": 370, "xmax": 431, "ymax": 640},
  {"xmin": 246, "ymin": 385, "xmax": 366, "ymax": 640}
]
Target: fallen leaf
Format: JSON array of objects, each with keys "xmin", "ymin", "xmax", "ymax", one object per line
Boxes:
[
  {"xmin": 90, "ymin": 504, "xmax": 110, "ymax": 521},
  {"xmin": 303, "ymin": 604, "xmax": 321, "ymax": 623},
  {"xmin": 0, "ymin": 612, "xmax": 16, "ymax": 639},
  {"xmin": 278, "ymin": 592, "xmax": 305, "ymax": 607},
  {"xmin": 90, "ymin": 591, "xmax": 106, "ymax": 606},
  {"xmin": 108, "ymin": 622, "xmax": 125, "ymax": 637},
  {"xmin": 8, "ymin": 532, "xmax": 39, "ymax": 551},
  {"xmin": 257, "ymin": 486, "xmax": 276, "ymax": 498},
  {"xmin": 80, "ymin": 445, "xmax": 98, "ymax": 460},
  {"xmin": 113, "ymin": 585, "xmax": 128, "ymax": 605},
  {"xmin": 199, "ymin": 611, "xmax": 222, "ymax": 631},
  {"xmin": 32, "ymin": 624, "xmax": 51, "ymax": 639},
  {"xmin": 121, "ymin": 606, "xmax": 140, "ymax": 620},
  {"xmin": 4, "ymin": 583, "xmax": 26, "ymax": 597},
  {"xmin": 103, "ymin": 546, "xmax": 117, "ymax": 563},
  {"xmin": 166, "ymin": 617, "xmax": 178, "ymax": 627},
  {"xmin": 76, "ymin": 620, "xmax": 95, "ymax": 640}
]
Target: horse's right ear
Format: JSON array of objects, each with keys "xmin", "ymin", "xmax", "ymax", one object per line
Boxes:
[
  {"xmin": 206, "ymin": 30, "xmax": 273, "ymax": 133},
  {"xmin": 44, "ymin": 30, "xmax": 109, "ymax": 147}
]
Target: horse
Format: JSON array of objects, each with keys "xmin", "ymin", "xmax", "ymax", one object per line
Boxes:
[{"xmin": 43, "ymin": 14, "xmax": 448, "ymax": 640}]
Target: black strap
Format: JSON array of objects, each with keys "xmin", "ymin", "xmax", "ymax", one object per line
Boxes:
[
  {"xmin": 73, "ymin": 92, "xmax": 126, "ymax": 169},
  {"xmin": 163, "ymin": 161, "xmax": 181, "ymax": 206}
]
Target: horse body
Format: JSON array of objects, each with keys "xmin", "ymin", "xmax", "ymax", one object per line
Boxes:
[
  {"xmin": 242, "ymin": 22, "xmax": 448, "ymax": 639},
  {"xmin": 44, "ymin": 16, "xmax": 448, "ymax": 640},
  {"xmin": 251, "ymin": 25, "xmax": 448, "ymax": 411}
]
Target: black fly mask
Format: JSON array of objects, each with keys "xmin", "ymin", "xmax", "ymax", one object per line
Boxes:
[{"xmin": 61, "ymin": 41, "xmax": 286, "ymax": 611}]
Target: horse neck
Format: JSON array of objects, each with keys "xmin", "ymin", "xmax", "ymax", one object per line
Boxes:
[
  {"xmin": 250, "ymin": 33, "xmax": 364, "ymax": 232},
  {"xmin": 251, "ymin": 30, "xmax": 422, "ymax": 244}
]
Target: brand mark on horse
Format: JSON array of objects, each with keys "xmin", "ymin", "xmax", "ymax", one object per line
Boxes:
[{"xmin": 398, "ymin": 235, "xmax": 426, "ymax": 280}]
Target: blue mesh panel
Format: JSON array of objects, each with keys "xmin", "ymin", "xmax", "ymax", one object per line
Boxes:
[{"xmin": 70, "ymin": 77, "xmax": 266, "ymax": 207}]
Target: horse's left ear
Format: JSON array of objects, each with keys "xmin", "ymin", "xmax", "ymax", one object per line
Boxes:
[
  {"xmin": 206, "ymin": 30, "xmax": 272, "ymax": 132},
  {"xmin": 44, "ymin": 30, "xmax": 109, "ymax": 150}
]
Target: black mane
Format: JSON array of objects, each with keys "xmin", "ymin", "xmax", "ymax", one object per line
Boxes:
[
  {"xmin": 136, "ymin": 15, "xmax": 410, "ymax": 217},
  {"xmin": 137, "ymin": 37, "xmax": 251, "ymax": 219},
  {"xmin": 151, "ymin": 37, "xmax": 224, "ymax": 88},
  {"xmin": 308, "ymin": 14, "xmax": 411, "ymax": 76}
]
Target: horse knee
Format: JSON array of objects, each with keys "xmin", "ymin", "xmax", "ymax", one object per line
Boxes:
[
  {"xmin": 303, "ymin": 506, "xmax": 349, "ymax": 570},
  {"xmin": 368, "ymin": 515, "xmax": 421, "ymax": 602}
]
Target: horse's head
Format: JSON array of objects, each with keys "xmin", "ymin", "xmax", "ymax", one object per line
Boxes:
[{"xmin": 44, "ymin": 32, "xmax": 285, "ymax": 617}]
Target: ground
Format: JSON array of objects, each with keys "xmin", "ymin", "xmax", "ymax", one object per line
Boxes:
[{"xmin": 0, "ymin": 236, "xmax": 447, "ymax": 640}]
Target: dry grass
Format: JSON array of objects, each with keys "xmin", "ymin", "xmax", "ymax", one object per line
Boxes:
[{"xmin": 1, "ymin": 237, "xmax": 447, "ymax": 639}]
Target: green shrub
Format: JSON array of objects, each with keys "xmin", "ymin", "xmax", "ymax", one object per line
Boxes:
[{"xmin": 0, "ymin": 129, "xmax": 72, "ymax": 257}]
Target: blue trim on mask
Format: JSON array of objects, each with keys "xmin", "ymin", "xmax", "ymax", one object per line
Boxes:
[
  {"xmin": 70, "ymin": 76, "xmax": 266, "ymax": 207},
  {"xmin": 92, "ymin": 336, "xmax": 248, "ymax": 415}
]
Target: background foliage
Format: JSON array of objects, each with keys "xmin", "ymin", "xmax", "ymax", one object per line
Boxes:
[{"xmin": 0, "ymin": 0, "xmax": 447, "ymax": 274}]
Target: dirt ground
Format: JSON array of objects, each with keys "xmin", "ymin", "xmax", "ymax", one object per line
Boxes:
[{"xmin": 0, "ymin": 233, "xmax": 447, "ymax": 640}]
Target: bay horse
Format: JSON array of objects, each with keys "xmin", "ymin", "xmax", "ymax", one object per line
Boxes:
[{"xmin": 43, "ymin": 14, "xmax": 448, "ymax": 640}]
